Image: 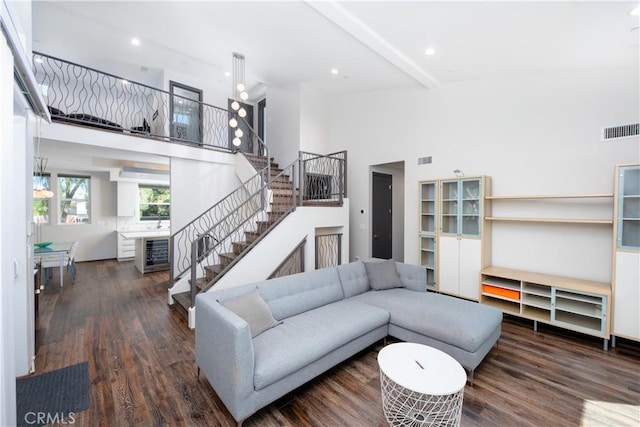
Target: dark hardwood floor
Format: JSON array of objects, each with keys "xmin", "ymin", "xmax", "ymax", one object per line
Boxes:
[{"xmin": 33, "ymin": 260, "xmax": 639, "ymax": 426}]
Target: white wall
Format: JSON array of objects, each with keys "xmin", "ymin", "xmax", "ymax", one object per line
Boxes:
[
  {"xmin": 40, "ymin": 170, "xmax": 117, "ymax": 261},
  {"xmin": 170, "ymin": 157, "xmax": 239, "ymax": 232},
  {"xmin": 0, "ymin": 31, "xmax": 18, "ymax": 427},
  {"xmin": 265, "ymin": 85, "xmax": 301, "ymax": 167},
  {"xmin": 327, "ymin": 68, "xmax": 639, "ymax": 283},
  {"xmin": 214, "ymin": 202, "xmax": 350, "ymax": 290},
  {"xmin": 300, "ymin": 84, "xmax": 329, "ymax": 155}
]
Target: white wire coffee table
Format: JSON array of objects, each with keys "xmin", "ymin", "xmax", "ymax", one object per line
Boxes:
[{"xmin": 378, "ymin": 343, "xmax": 466, "ymax": 427}]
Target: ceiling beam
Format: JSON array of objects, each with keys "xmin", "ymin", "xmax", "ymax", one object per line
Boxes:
[{"xmin": 305, "ymin": 0, "xmax": 439, "ymax": 89}]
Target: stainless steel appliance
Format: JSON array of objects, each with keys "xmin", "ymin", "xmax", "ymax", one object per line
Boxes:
[{"xmin": 143, "ymin": 237, "xmax": 170, "ymax": 273}]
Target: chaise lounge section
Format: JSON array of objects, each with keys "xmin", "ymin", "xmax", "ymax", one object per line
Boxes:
[{"xmin": 195, "ymin": 259, "xmax": 502, "ymax": 424}]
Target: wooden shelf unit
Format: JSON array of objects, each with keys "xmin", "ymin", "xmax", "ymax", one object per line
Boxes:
[
  {"xmin": 485, "ymin": 193, "xmax": 614, "ymax": 224},
  {"xmin": 481, "ymin": 266, "xmax": 611, "ymax": 348}
]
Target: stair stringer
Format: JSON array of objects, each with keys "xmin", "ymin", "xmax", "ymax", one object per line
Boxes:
[{"xmin": 209, "ymin": 200, "xmax": 349, "ymax": 292}]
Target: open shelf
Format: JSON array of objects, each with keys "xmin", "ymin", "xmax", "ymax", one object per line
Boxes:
[
  {"xmin": 485, "ymin": 217, "xmax": 613, "ymax": 225},
  {"xmin": 481, "ymin": 296, "xmax": 520, "ymax": 315},
  {"xmin": 522, "ymin": 294, "xmax": 551, "ymax": 310},
  {"xmin": 486, "ymin": 194, "xmax": 613, "ymax": 200},
  {"xmin": 481, "ymin": 266, "xmax": 610, "ymax": 340}
]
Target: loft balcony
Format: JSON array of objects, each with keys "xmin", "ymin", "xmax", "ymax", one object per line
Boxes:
[{"xmin": 32, "ymin": 51, "xmax": 252, "ymax": 154}]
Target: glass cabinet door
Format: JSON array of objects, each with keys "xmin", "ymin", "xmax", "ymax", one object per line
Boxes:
[
  {"xmin": 420, "ymin": 182, "xmax": 436, "ymax": 234},
  {"xmin": 440, "ymin": 180, "xmax": 459, "ymax": 235},
  {"xmin": 440, "ymin": 178, "xmax": 482, "ymax": 237},
  {"xmin": 461, "ymin": 179, "xmax": 481, "ymax": 237},
  {"xmin": 618, "ymin": 166, "xmax": 640, "ymax": 249},
  {"xmin": 419, "ymin": 181, "xmax": 437, "ymax": 291}
]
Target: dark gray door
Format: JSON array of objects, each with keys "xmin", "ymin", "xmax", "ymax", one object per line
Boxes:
[{"xmin": 372, "ymin": 172, "xmax": 393, "ymax": 259}]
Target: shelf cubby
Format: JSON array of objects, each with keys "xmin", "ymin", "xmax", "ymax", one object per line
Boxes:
[{"xmin": 480, "ymin": 266, "xmax": 610, "ymax": 345}]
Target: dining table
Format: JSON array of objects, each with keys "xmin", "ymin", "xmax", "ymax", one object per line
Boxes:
[{"xmin": 34, "ymin": 242, "xmax": 73, "ymax": 287}]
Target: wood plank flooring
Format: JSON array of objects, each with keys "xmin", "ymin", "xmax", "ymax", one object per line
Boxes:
[{"xmin": 33, "ymin": 259, "xmax": 640, "ymax": 426}]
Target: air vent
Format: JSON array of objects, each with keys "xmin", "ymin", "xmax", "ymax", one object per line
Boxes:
[
  {"xmin": 602, "ymin": 123, "xmax": 639, "ymax": 141},
  {"xmin": 418, "ymin": 156, "xmax": 432, "ymax": 165}
]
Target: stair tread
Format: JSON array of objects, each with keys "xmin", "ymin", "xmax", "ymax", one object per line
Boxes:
[{"xmin": 173, "ymin": 292, "xmax": 192, "ymax": 309}]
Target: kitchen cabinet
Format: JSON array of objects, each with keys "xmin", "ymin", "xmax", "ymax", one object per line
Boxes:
[
  {"xmin": 117, "ymin": 181, "xmax": 138, "ymax": 217},
  {"xmin": 117, "ymin": 233, "xmax": 135, "ymax": 260}
]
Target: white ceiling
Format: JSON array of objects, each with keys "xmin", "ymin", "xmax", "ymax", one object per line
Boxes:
[
  {"xmin": 31, "ymin": 1, "xmax": 639, "ymax": 173},
  {"xmin": 33, "ymin": 1, "xmax": 640, "ymax": 95}
]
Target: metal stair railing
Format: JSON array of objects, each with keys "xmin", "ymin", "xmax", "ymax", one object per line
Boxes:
[
  {"xmin": 170, "ymin": 170, "xmax": 266, "ymax": 284},
  {"xmin": 188, "ymin": 159, "xmax": 298, "ymax": 306},
  {"xmin": 298, "ymin": 150, "xmax": 348, "ymax": 205}
]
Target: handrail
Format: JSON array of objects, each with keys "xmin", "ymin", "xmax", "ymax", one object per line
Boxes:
[
  {"xmin": 171, "ymin": 171, "xmax": 264, "ymax": 281},
  {"xmin": 188, "ymin": 159, "xmax": 298, "ymax": 305}
]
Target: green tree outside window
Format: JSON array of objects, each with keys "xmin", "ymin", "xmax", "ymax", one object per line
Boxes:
[
  {"xmin": 140, "ymin": 186, "xmax": 170, "ymax": 220},
  {"xmin": 58, "ymin": 175, "xmax": 90, "ymax": 224}
]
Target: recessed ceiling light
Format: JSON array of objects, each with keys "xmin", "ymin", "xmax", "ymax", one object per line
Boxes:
[
  {"xmin": 331, "ymin": 68, "xmax": 339, "ymax": 75},
  {"xmin": 34, "ymin": 57, "xmax": 43, "ymax": 64},
  {"xmin": 630, "ymin": 7, "xmax": 639, "ymax": 16},
  {"xmin": 224, "ymin": 71, "xmax": 231, "ymax": 77},
  {"xmin": 121, "ymin": 80, "xmax": 129, "ymax": 85},
  {"xmin": 425, "ymin": 48, "xmax": 436, "ymax": 56},
  {"xmin": 131, "ymin": 38, "xmax": 140, "ymax": 46}
]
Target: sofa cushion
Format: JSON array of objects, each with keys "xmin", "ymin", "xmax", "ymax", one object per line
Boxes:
[
  {"xmin": 258, "ymin": 267, "xmax": 344, "ymax": 320},
  {"xmin": 221, "ymin": 289, "xmax": 280, "ymax": 338},
  {"xmin": 395, "ymin": 262, "xmax": 427, "ymax": 292},
  {"xmin": 351, "ymin": 289, "xmax": 502, "ymax": 353},
  {"xmin": 252, "ymin": 300, "xmax": 390, "ymax": 390},
  {"xmin": 336, "ymin": 261, "xmax": 370, "ymax": 298},
  {"xmin": 364, "ymin": 259, "xmax": 403, "ymax": 290}
]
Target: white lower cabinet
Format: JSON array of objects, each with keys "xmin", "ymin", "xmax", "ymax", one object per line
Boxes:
[
  {"xmin": 117, "ymin": 234, "xmax": 135, "ymax": 260},
  {"xmin": 613, "ymin": 251, "xmax": 640, "ymax": 340},
  {"xmin": 439, "ymin": 236, "xmax": 481, "ymax": 300}
]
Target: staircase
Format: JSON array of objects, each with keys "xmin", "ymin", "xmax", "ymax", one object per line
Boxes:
[{"xmin": 171, "ymin": 153, "xmax": 295, "ymax": 319}]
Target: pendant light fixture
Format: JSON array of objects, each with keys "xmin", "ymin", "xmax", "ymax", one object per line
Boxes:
[{"xmin": 229, "ymin": 52, "xmax": 248, "ymax": 148}]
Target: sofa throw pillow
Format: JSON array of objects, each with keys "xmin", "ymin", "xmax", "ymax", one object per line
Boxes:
[
  {"xmin": 364, "ymin": 259, "xmax": 404, "ymax": 290},
  {"xmin": 221, "ymin": 289, "xmax": 280, "ymax": 338}
]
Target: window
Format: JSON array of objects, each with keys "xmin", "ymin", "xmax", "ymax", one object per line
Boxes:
[
  {"xmin": 33, "ymin": 173, "xmax": 51, "ymax": 224},
  {"xmin": 58, "ymin": 175, "xmax": 90, "ymax": 224},
  {"xmin": 139, "ymin": 186, "xmax": 170, "ymax": 221}
]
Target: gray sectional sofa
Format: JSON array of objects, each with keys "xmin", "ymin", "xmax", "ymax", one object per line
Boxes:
[{"xmin": 195, "ymin": 259, "xmax": 502, "ymax": 425}]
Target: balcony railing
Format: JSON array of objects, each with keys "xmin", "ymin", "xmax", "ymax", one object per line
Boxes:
[{"xmin": 32, "ymin": 51, "xmax": 237, "ymax": 151}]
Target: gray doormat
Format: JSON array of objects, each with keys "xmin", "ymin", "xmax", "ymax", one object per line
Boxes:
[{"xmin": 16, "ymin": 361, "xmax": 89, "ymax": 426}]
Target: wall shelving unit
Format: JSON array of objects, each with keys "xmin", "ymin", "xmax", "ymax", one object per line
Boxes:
[
  {"xmin": 485, "ymin": 193, "xmax": 614, "ymax": 224},
  {"xmin": 481, "ymin": 192, "xmax": 614, "ymax": 348},
  {"xmin": 419, "ymin": 181, "xmax": 437, "ymax": 290},
  {"xmin": 481, "ymin": 266, "xmax": 611, "ymax": 349},
  {"xmin": 438, "ymin": 176, "xmax": 490, "ymax": 301}
]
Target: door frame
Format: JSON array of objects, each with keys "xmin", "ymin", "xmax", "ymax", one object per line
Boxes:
[
  {"xmin": 371, "ymin": 171, "xmax": 393, "ymax": 259},
  {"xmin": 169, "ymin": 80, "xmax": 203, "ymax": 143}
]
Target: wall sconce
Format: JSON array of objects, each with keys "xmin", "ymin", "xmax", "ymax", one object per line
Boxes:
[{"xmin": 453, "ymin": 169, "xmax": 465, "ymax": 177}]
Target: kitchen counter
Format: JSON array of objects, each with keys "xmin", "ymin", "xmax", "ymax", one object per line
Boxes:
[{"xmin": 120, "ymin": 230, "xmax": 170, "ymax": 240}]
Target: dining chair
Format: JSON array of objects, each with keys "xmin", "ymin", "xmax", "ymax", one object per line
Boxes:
[
  {"xmin": 67, "ymin": 241, "xmax": 79, "ymax": 283},
  {"xmin": 41, "ymin": 241, "xmax": 79, "ymax": 287}
]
